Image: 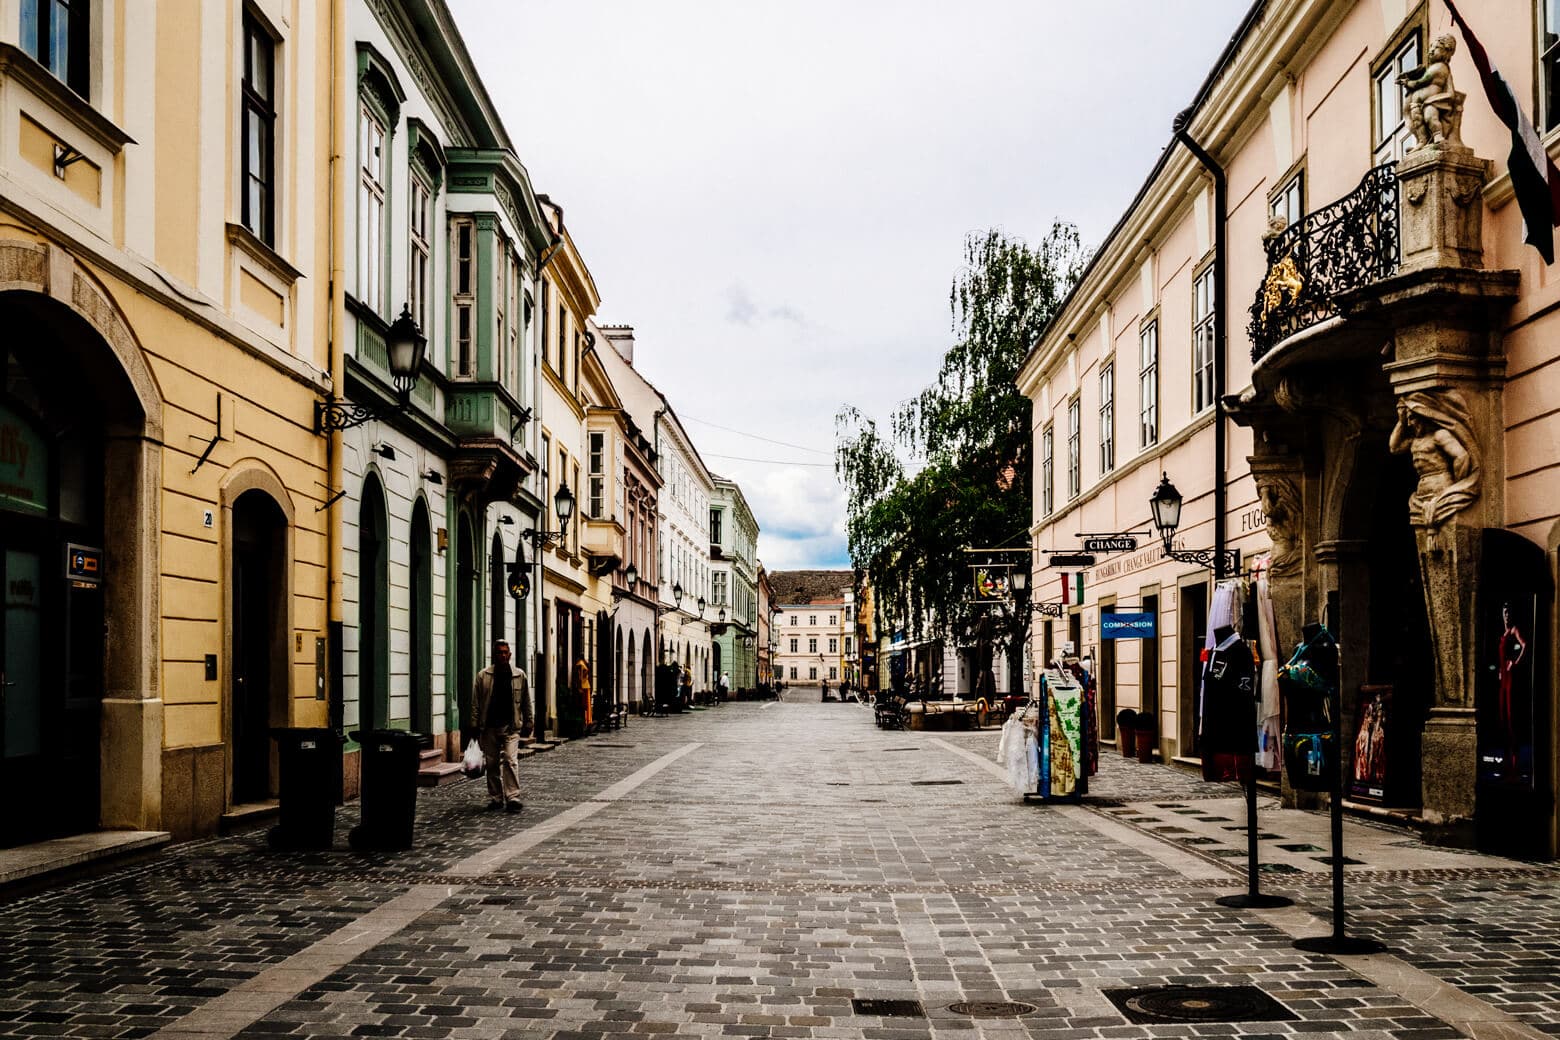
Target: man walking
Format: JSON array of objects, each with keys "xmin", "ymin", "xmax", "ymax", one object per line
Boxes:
[{"xmin": 470, "ymin": 640, "xmax": 531, "ymax": 812}]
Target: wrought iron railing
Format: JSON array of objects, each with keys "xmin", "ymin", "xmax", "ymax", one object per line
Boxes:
[{"xmin": 1247, "ymin": 162, "xmax": 1399, "ymax": 361}]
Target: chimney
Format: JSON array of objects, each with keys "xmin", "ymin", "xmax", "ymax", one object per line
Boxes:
[{"xmin": 600, "ymin": 324, "xmax": 635, "ymax": 364}]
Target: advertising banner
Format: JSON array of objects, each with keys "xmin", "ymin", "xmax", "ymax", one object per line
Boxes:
[{"xmin": 1101, "ymin": 612, "xmax": 1156, "ymax": 639}]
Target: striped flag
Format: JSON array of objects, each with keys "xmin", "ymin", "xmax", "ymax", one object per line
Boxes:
[
  {"xmin": 1444, "ymin": 0, "xmax": 1560, "ymax": 263},
  {"xmin": 1060, "ymin": 572, "xmax": 1084, "ymax": 605}
]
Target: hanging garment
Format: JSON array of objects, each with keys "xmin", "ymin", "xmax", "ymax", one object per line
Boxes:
[
  {"xmin": 1254, "ymin": 563, "xmax": 1283, "ymax": 772},
  {"xmin": 1198, "ymin": 579, "xmax": 1243, "ymax": 741},
  {"xmin": 1024, "ymin": 728, "xmax": 1040, "ymax": 793},
  {"xmin": 1201, "ymin": 628, "xmax": 1258, "ymax": 782},
  {"xmin": 1279, "ymin": 624, "xmax": 1339, "ymax": 791}
]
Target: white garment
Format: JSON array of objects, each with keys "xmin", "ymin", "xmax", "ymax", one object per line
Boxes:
[
  {"xmin": 1024, "ymin": 730, "xmax": 1040, "ymax": 792},
  {"xmin": 1254, "ymin": 564, "xmax": 1283, "ymax": 771}
]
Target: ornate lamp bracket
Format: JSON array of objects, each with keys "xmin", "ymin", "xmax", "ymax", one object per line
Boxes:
[{"xmin": 1163, "ymin": 546, "xmax": 1243, "ymax": 579}]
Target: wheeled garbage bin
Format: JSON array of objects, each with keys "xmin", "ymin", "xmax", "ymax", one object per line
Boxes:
[
  {"xmin": 268, "ymin": 727, "xmax": 344, "ymax": 850},
  {"xmin": 348, "ymin": 729, "xmax": 423, "ymax": 851}
]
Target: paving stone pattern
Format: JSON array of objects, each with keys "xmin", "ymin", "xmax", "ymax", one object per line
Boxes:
[{"xmin": 2, "ymin": 701, "xmax": 1559, "ymax": 1038}]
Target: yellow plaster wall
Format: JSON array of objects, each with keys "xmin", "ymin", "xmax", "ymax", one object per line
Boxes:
[{"xmin": 153, "ymin": 0, "xmax": 202, "ymax": 285}]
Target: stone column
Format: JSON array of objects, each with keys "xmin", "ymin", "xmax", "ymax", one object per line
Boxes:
[{"xmin": 100, "ymin": 430, "xmax": 164, "ymax": 831}]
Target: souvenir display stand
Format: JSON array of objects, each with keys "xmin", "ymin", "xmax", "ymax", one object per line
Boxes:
[
  {"xmin": 1281, "ymin": 623, "xmax": 1386, "ymax": 955},
  {"xmin": 1023, "ymin": 663, "xmax": 1096, "ymax": 803}
]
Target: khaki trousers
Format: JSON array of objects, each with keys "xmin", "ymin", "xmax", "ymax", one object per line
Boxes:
[{"xmin": 479, "ymin": 726, "xmax": 522, "ymax": 805}]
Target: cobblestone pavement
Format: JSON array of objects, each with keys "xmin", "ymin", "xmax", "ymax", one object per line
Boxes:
[{"xmin": 3, "ymin": 701, "xmax": 1559, "ymax": 1039}]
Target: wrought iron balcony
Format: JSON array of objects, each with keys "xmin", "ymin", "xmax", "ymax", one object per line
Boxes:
[{"xmin": 1247, "ymin": 163, "xmax": 1400, "ymax": 361}]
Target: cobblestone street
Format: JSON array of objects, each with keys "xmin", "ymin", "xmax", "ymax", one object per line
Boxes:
[{"xmin": 4, "ymin": 702, "xmax": 1558, "ymax": 1040}]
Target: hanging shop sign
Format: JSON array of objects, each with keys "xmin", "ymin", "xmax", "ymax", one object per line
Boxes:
[
  {"xmin": 1101, "ymin": 612, "xmax": 1156, "ymax": 639},
  {"xmin": 1082, "ymin": 536, "xmax": 1138, "ymax": 553},
  {"xmin": 1047, "ymin": 553, "xmax": 1096, "ymax": 569},
  {"xmin": 969, "ymin": 564, "xmax": 1011, "ymax": 602}
]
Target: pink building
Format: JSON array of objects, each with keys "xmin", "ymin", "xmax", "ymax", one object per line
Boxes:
[{"xmin": 1019, "ymin": 0, "xmax": 1560, "ymax": 855}]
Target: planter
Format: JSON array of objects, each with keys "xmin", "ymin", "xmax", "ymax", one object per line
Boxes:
[
  {"xmin": 1115, "ymin": 710, "xmax": 1136, "ymax": 758},
  {"xmin": 906, "ymin": 703, "xmax": 925, "ymax": 730},
  {"xmin": 1134, "ymin": 712, "xmax": 1157, "ymax": 763}
]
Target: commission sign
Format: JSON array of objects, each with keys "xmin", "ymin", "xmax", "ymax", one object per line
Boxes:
[{"xmin": 1101, "ymin": 612, "xmax": 1157, "ymax": 639}]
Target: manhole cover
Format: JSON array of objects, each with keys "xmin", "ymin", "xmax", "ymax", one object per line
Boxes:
[
  {"xmin": 947, "ymin": 1001, "xmax": 1037, "ymax": 1018},
  {"xmin": 1103, "ymin": 986, "xmax": 1295, "ymax": 1025},
  {"xmin": 910, "ymin": 779, "xmax": 964, "ymax": 786},
  {"xmin": 851, "ymin": 999, "xmax": 924, "ymax": 1017}
]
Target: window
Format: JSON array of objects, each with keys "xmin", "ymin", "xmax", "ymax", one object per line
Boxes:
[
  {"xmin": 20, "ymin": 0, "xmax": 88, "ymax": 97},
  {"xmin": 539, "ymin": 280, "xmax": 551, "ymax": 370},
  {"xmin": 572, "ymin": 461, "xmax": 580, "ymax": 546},
  {"xmin": 828, "ymin": 615, "xmax": 836, "ymax": 625},
  {"xmin": 1099, "ymin": 362, "xmax": 1114, "ymax": 474},
  {"xmin": 451, "ymin": 219, "xmax": 474, "ymax": 376},
  {"xmin": 556, "ymin": 301, "xmax": 567, "ymax": 379},
  {"xmin": 790, "ymin": 666, "xmax": 797, "ymax": 680},
  {"xmin": 808, "ymin": 615, "xmax": 817, "ymax": 626},
  {"xmin": 408, "ymin": 174, "xmax": 431, "ymax": 329},
  {"xmin": 1269, "ymin": 170, "xmax": 1303, "ymax": 228},
  {"xmin": 1374, "ymin": 32, "xmax": 1421, "ymax": 164},
  {"xmin": 541, "ymin": 434, "xmax": 551, "ymax": 514},
  {"xmin": 1193, "ymin": 266, "xmax": 1216, "ymax": 414},
  {"xmin": 845, "ymin": 606, "xmax": 854, "ymax": 622},
  {"xmin": 1139, "ymin": 322, "xmax": 1158, "ymax": 448},
  {"xmin": 358, "ymin": 104, "xmax": 387, "ymax": 315},
  {"xmin": 584, "ymin": 432, "xmax": 606, "ymax": 518},
  {"xmin": 829, "ymin": 667, "xmax": 837, "ymax": 680},
  {"xmin": 790, "ymin": 615, "xmax": 797, "ymax": 626},
  {"xmin": 710, "ymin": 508, "xmax": 722, "ymax": 545},
  {"xmin": 845, "ymin": 636, "xmax": 853, "ymax": 654},
  {"xmin": 506, "ymin": 254, "xmax": 522, "ymax": 388},
  {"xmin": 808, "ymin": 666, "xmax": 818, "ymax": 680},
  {"xmin": 495, "ymin": 236, "xmax": 509, "ymax": 384},
  {"xmin": 1545, "ymin": 1, "xmax": 1560, "ymax": 131},
  {"xmin": 808, "ymin": 638, "xmax": 817, "ymax": 653},
  {"xmin": 240, "ymin": 15, "xmax": 276, "ymax": 245},
  {"xmin": 790, "ymin": 638, "xmax": 798, "ymax": 653},
  {"xmin": 1066, "ymin": 397, "xmax": 1081, "ymax": 500},
  {"xmin": 828, "ymin": 637, "xmax": 837, "ymax": 654},
  {"xmin": 713, "ymin": 571, "xmax": 727, "ymax": 607},
  {"xmin": 1041, "ymin": 424, "xmax": 1054, "ymax": 516}
]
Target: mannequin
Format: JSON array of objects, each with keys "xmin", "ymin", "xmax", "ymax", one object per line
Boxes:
[{"xmin": 1202, "ymin": 623, "xmax": 1257, "ymax": 782}]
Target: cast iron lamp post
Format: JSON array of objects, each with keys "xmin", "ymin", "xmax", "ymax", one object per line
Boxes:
[
  {"xmin": 316, "ymin": 304, "xmax": 428, "ymax": 431},
  {"xmin": 1009, "ymin": 567, "xmax": 1063, "ymax": 618},
  {"xmin": 1149, "ymin": 473, "xmax": 1241, "ymax": 578}
]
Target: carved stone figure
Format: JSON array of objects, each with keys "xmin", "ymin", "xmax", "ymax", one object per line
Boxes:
[
  {"xmin": 1388, "ymin": 390, "xmax": 1480, "ymax": 532},
  {"xmin": 1398, "ymin": 35, "xmax": 1465, "ymax": 150},
  {"xmin": 1256, "ymin": 476, "xmax": 1302, "ymax": 576}
]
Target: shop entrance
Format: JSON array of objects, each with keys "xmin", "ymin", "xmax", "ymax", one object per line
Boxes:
[
  {"xmin": 231, "ymin": 490, "xmax": 288, "ymax": 804},
  {"xmin": 409, "ymin": 501, "xmax": 433, "ymax": 736},
  {"xmin": 1179, "ymin": 582, "xmax": 1209, "ymax": 758}
]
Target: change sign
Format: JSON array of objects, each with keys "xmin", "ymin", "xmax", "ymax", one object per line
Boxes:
[{"xmin": 1101, "ymin": 612, "xmax": 1156, "ymax": 639}]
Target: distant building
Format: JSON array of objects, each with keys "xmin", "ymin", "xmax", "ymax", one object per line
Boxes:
[{"xmin": 769, "ymin": 570, "xmax": 852, "ymax": 691}]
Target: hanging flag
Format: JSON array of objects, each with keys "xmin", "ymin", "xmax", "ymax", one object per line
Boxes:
[
  {"xmin": 1059, "ymin": 572, "xmax": 1084, "ymax": 605},
  {"xmin": 1444, "ymin": 0, "xmax": 1560, "ymax": 263}
]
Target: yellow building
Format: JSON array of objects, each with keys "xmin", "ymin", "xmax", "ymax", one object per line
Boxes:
[{"xmin": 0, "ymin": 2, "xmax": 335, "ymax": 843}]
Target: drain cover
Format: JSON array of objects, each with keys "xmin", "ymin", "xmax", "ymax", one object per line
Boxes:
[
  {"xmin": 910, "ymin": 779, "xmax": 964, "ymax": 786},
  {"xmin": 851, "ymin": 999, "xmax": 924, "ymax": 1017},
  {"xmin": 947, "ymin": 1001, "xmax": 1037, "ymax": 1018},
  {"xmin": 1103, "ymin": 985, "xmax": 1294, "ymax": 1025},
  {"xmin": 591, "ymin": 743, "xmax": 634, "ymax": 748}
]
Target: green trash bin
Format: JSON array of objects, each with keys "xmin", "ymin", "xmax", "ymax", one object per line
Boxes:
[
  {"xmin": 268, "ymin": 727, "xmax": 343, "ymax": 850},
  {"xmin": 348, "ymin": 729, "xmax": 423, "ymax": 851}
]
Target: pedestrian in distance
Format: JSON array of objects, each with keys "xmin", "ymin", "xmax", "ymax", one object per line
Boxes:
[
  {"xmin": 469, "ymin": 640, "xmax": 531, "ymax": 813},
  {"xmin": 821, "ymin": 677, "xmax": 830, "ymax": 702}
]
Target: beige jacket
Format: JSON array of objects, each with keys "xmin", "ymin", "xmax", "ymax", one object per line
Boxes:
[{"xmin": 472, "ymin": 665, "xmax": 532, "ymax": 731}]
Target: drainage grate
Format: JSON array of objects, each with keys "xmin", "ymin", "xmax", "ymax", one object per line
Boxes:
[
  {"xmin": 947, "ymin": 1001, "xmax": 1037, "ymax": 1018},
  {"xmin": 1103, "ymin": 986, "xmax": 1295, "ymax": 1025},
  {"xmin": 590, "ymin": 743, "xmax": 635, "ymax": 748},
  {"xmin": 851, "ymin": 999, "xmax": 925, "ymax": 1017},
  {"xmin": 910, "ymin": 779, "xmax": 964, "ymax": 786}
]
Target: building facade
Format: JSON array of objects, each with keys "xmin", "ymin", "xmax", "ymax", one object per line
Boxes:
[
  {"xmin": 757, "ymin": 563, "xmax": 775, "ymax": 688},
  {"xmin": 710, "ymin": 476, "xmax": 759, "ymax": 695},
  {"xmin": 770, "ymin": 570, "xmax": 851, "ymax": 693},
  {"xmin": 1019, "ymin": 0, "xmax": 1560, "ymax": 855},
  {"xmin": 0, "ymin": 0, "xmax": 339, "ymax": 843},
  {"xmin": 654, "ymin": 407, "xmax": 714, "ymax": 692},
  {"xmin": 336, "ymin": 0, "xmax": 549, "ymax": 785}
]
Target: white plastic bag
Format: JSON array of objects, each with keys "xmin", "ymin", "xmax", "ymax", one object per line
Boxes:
[{"xmin": 462, "ymin": 738, "xmax": 485, "ymax": 778}]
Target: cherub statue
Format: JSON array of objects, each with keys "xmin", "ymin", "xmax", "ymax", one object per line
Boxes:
[{"xmin": 1397, "ymin": 35, "xmax": 1464, "ymax": 150}]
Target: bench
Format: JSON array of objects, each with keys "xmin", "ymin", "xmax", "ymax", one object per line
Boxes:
[{"xmin": 875, "ymin": 695, "xmax": 907, "ymax": 729}]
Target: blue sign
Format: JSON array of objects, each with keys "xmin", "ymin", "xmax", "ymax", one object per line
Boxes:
[{"xmin": 1101, "ymin": 612, "xmax": 1156, "ymax": 639}]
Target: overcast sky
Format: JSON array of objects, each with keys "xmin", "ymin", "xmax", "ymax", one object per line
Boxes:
[{"xmin": 447, "ymin": 0, "xmax": 1251, "ymax": 570}]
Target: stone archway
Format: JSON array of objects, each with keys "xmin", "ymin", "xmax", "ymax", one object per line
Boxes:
[{"xmin": 0, "ymin": 237, "xmax": 164, "ymax": 835}]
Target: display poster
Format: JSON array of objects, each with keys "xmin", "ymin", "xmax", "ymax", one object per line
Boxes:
[
  {"xmin": 1478, "ymin": 592, "xmax": 1537, "ymax": 789},
  {"xmin": 1042, "ymin": 670, "xmax": 1083, "ymax": 797},
  {"xmin": 0, "ymin": 404, "xmax": 46, "ymax": 517},
  {"xmin": 1350, "ymin": 684, "xmax": 1390, "ymax": 802}
]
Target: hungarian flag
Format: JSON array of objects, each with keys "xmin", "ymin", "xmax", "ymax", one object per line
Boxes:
[
  {"xmin": 1445, "ymin": 0, "xmax": 1560, "ymax": 262},
  {"xmin": 1060, "ymin": 572, "xmax": 1084, "ymax": 605}
]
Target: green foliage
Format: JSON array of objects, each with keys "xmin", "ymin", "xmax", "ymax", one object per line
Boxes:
[{"xmin": 836, "ymin": 224, "xmax": 1088, "ymax": 645}]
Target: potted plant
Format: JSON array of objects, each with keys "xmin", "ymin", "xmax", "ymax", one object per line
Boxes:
[
  {"xmin": 1134, "ymin": 710, "xmax": 1157, "ymax": 763},
  {"xmin": 1115, "ymin": 709, "xmax": 1136, "ymax": 758}
]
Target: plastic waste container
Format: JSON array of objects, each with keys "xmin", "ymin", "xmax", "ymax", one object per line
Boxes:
[
  {"xmin": 268, "ymin": 727, "xmax": 343, "ymax": 850},
  {"xmin": 348, "ymin": 729, "xmax": 423, "ymax": 851}
]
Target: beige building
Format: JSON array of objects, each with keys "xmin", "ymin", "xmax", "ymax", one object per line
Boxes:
[
  {"xmin": 770, "ymin": 570, "xmax": 851, "ymax": 693},
  {"xmin": 0, "ymin": 1, "xmax": 336, "ymax": 843},
  {"xmin": 1019, "ymin": 0, "xmax": 1560, "ymax": 855}
]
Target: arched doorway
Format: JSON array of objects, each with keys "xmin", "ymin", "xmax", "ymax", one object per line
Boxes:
[
  {"xmin": 231, "ymin": 489, "xmax": 288, "ymax": 803},
  {"xmin": 409, "ymin": 500, "xmax": 433, "ymax": 737},
  {"xmin": 455, "ymin": 514, "xmax": 477, "ymax": 729},
  {"xmin": 489, "ymin": 531, "xmax": 506, "ymax": 666},
  {"xmin": 359, "ymin": 476, "xmax": 390, "ymax": 730},
  {"xmin": 624, "ymin": 628, "xmax": 634, "ymax": 710},
  {"xmin": 713, "ymin": 642, "xmax": 722, "ymax": 690},
  {"xmin": 641, "ymin": 630, "xmax": 652, "ymax": 709}
]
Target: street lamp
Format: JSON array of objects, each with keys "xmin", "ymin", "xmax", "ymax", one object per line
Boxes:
[
  {"xmin": 623, "ymin": 561, "xmax": 638, "ymax": 591},
  {"xmin": 522, "ymin": 481, "xmax": 576, "ymax": 551},
  {"xmin": 1149, "ymin": 473, "xmax": 1240, "ymax": 577},
  {"xmin": 1009, "ymin": 565, "xmax": 1063, "ymax": 618},
  {"xmin": 316, "ymin": 304, "xmax": 428, "ymax": 430}
]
